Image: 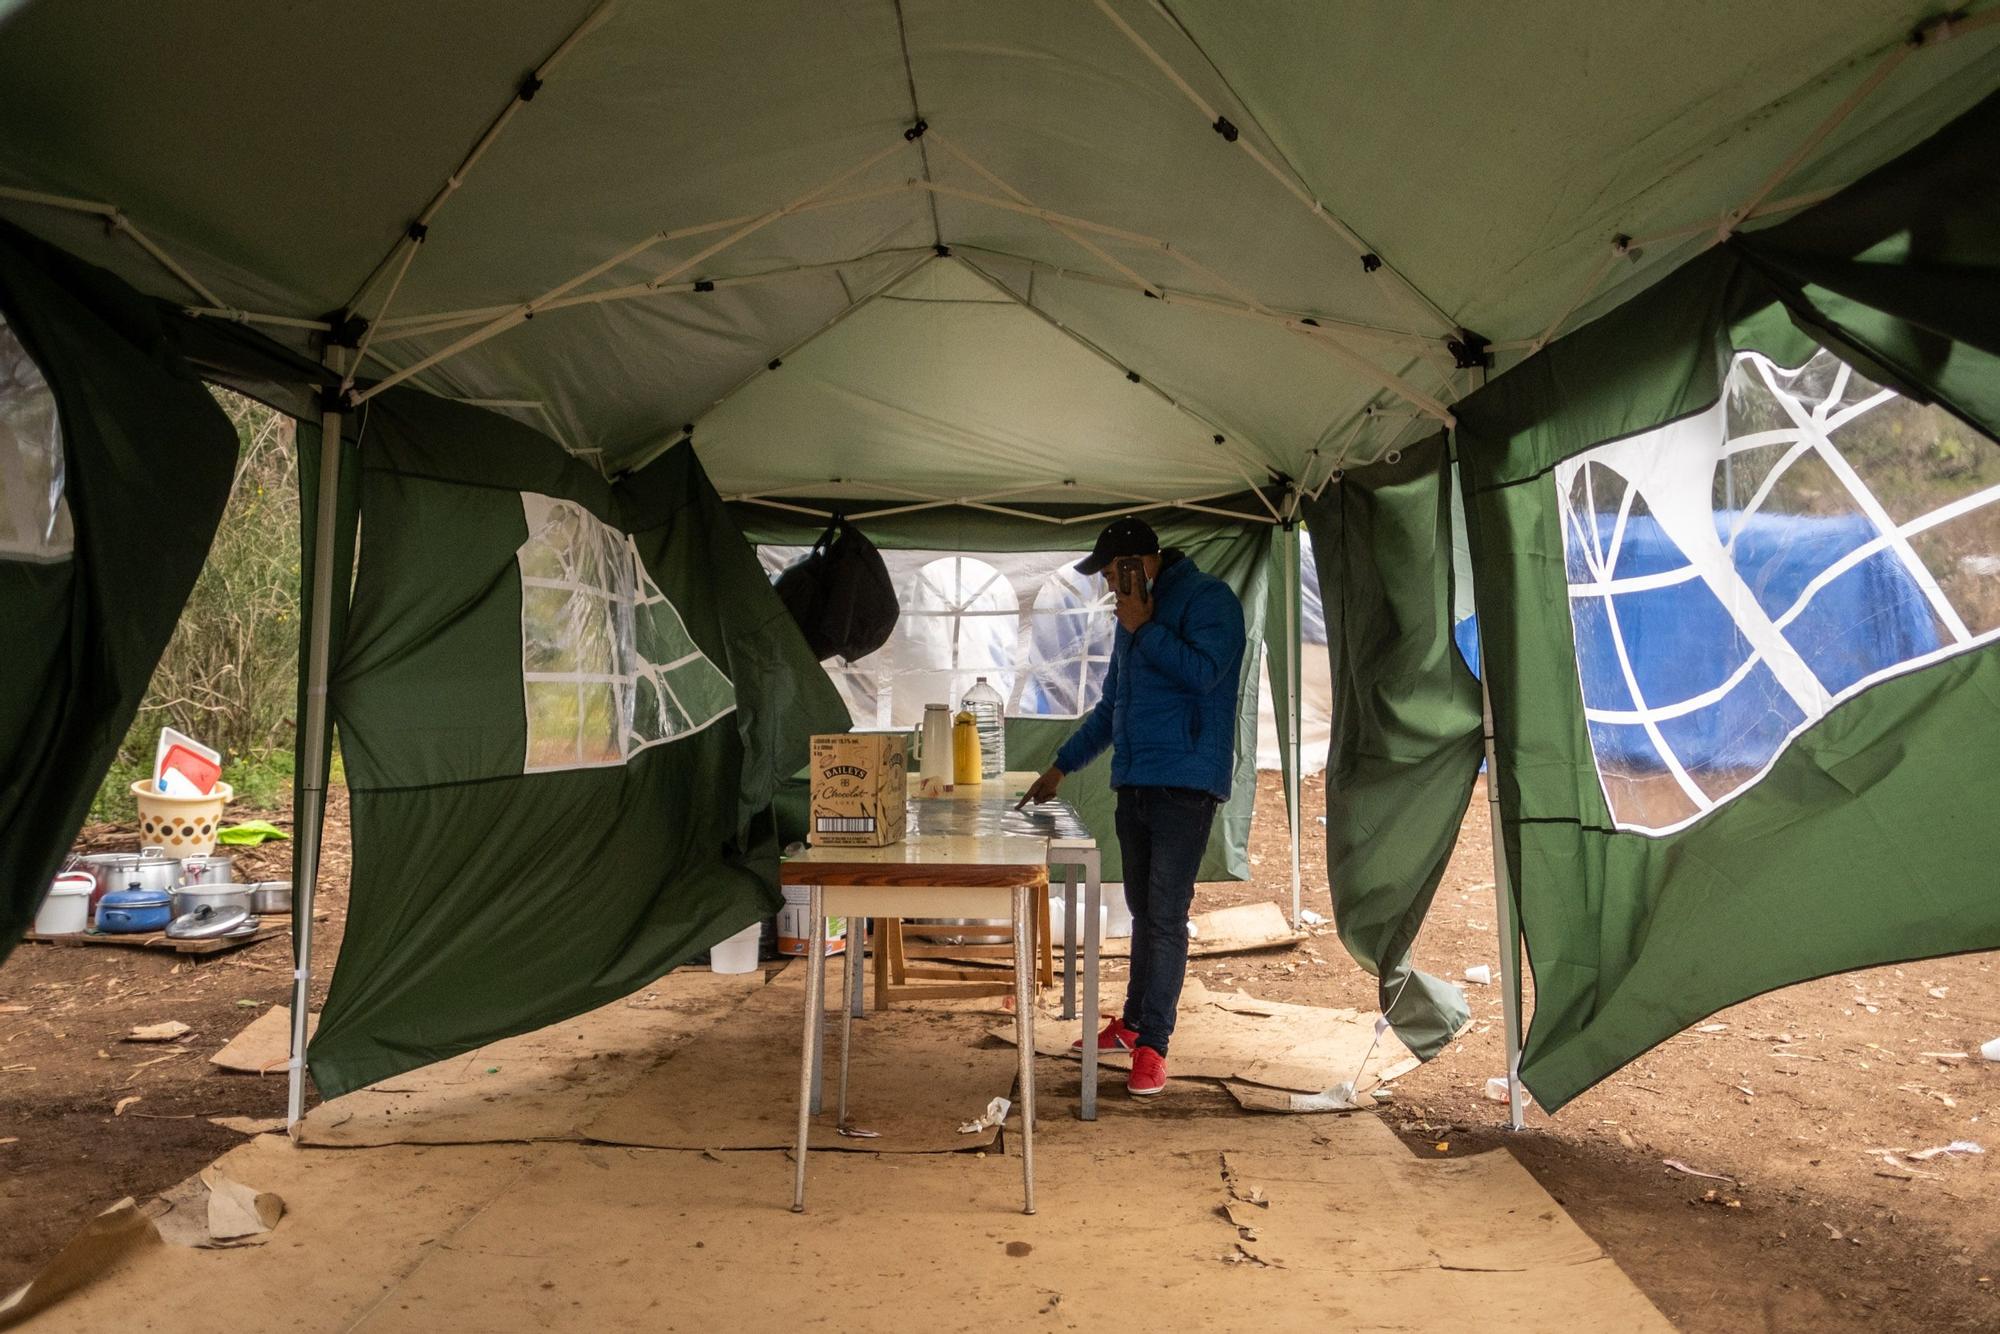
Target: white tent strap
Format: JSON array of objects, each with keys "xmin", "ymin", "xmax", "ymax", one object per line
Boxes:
[
  {"xmin": 0, "ymin": 184, "xmax": 222, "ymax": 307},
  {"xmin": 374, "ymin": 246, "xmax": 935, "ymax": 346},
  {"xmin": 183, "ymin": 307, "xmax": 334, "ymax": 333},
  {"xmin": 649, "ymin": 249, "xmax": 944, "ymax": 473},
  {"xmin": 947, "ymin": 253, "xmax": 1272, "ymax": 491},
  {"xmin": 928, "ymin": 129, "xmax": 1163, "ymax": 298},
  {"xmin": 950, "ymin": 245, "xmax": 1436, "ymax": 351},
  {"xmin": 451, "ymin": 397, "xmax": 598, "ymax": 458},
  {"xmin": 1091, "ymin": 0, "xmax": 1457, "ymax": 337},
  {"xmin": 732, "ymin": 482, "xmax": 1278, "ymax": 527},
  {"xmin": 1719, "ymin": 9, "xmax": 1998, "ymax": 241},
  {"xmin": 1509, "ymin": 10, "xmax": 2000, "ymax": 358},
  {"xmin": 350, "ymin": 139, "xmax": 919, "ymax": 407},
  {"xmin": 342, "ymin": 0, "xmax": 619, "ymax": 319},
  {"xmin": 924, "ymin": 182, "xmax": 1455, "ymax": 426}
]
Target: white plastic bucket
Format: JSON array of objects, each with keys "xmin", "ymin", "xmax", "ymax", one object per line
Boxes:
[
  {"xmin": 776, "ymin": 883, "xmax": 846, "ymax": 957},
  {"xmin": 1047, "ymin": 894, "xmax": 1110, "ymax": 944},
  {"xmin": 709, "ymin": 921, "xmax": 762, "ymax": 974},
  {"xmin": 33, "ymin": 873, "xmax": 94, "ymax": 935},
  {"xmin": 1103, "ymin": 884, "xmax": 1132, "ymax": 939}
]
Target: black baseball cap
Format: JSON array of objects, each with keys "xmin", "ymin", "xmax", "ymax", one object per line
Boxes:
[{"xmin": 1075, "ymin": 516, "xmax": 1160, "ymax": 575}]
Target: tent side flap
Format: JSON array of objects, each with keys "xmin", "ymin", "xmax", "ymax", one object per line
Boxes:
[
  {"xmin": 1303, "ymin": 433, "xmax": 1483, "ymax": 1059},
  {"xmin": 0, "ymin": 219, "xmax": 237, "ymax": 961},
  {"xmin": 1454, "ymin": 91, "xmax": 2000, "ymax": 1110},
  {"xmin": 307, "ymin": 392, "xmax": 845, "ymax": 1097}
]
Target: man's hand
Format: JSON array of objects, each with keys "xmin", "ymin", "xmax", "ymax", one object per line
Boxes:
[
  {"xmin": 1114, "ymin": 579, "xmax": 1154, "ymax": 634},
  {"xmin": 1017, "ymin": 766, "xmax": 1064, "ymax": 808}
]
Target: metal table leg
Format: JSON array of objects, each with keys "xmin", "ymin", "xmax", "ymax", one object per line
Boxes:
[
  {"xmin": 1082, "ymin": 849, "xmax": 1101, "ymax": 1122},
  {"xmin": 808, "ymin": 892, "xmax": 826, "ymax": 1116},
  {"xmin": 838, "ymin": 911, "xmax": 855, "ymax": 1125},
  {"xmin": 792, "ymin": 886, "xmax": 825, "ymax": 1212},
  {"xmin": 1013, "ymin": 884, "xmax": 1037, "ymax": 1216},
  {"xmin": 1060, "ymin": 866, "xmax": 1077, "ymax": 1021},
  {"xmin": 849, "ymin": 916, "xmax": 866, "ymax": 1018}
]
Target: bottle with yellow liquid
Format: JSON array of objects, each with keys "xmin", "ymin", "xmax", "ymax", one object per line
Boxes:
[{"xmin": 952, "ymin": 709, "xmax": 983, "ymax": 785}]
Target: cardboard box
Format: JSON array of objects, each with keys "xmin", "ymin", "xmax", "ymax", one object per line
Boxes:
[{"xmin": 808, "ymin": 733, "xmax": 908, "ymax": 847}]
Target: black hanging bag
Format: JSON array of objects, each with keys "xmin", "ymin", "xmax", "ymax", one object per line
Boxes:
[{"xmin": 773, "ymin": 516, "xmax": 899, "ymax": 661}]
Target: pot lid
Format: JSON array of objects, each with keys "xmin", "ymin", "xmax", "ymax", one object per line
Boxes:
[
  {"xmin": 100, "ymin": 887, "xmax": 173, "ymax": 907},
  {"xmin": 167, "ymin": 904, "xmax": 252, "ymax": 939}
]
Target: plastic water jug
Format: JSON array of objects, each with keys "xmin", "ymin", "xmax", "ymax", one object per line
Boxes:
[{"xmin": 962, "ymin": 677, "xmax": 1006, "ymax": 781}]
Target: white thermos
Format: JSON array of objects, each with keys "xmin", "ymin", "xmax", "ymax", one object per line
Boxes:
[{"xmin": 918, "ymin": 703, "xmax": 955, "ymax": 793}]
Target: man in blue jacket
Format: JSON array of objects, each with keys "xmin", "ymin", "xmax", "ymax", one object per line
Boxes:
[{"xmin": 1021, "ymin": 517, "xmax": 1245, "ymax": 1097}]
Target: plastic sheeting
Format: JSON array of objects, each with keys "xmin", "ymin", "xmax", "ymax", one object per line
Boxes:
[
  {"xmin": 1557, "ymin": 348, "xmax": 2000, "ymax": 833},
  {"xmin": 0, "ymin": 309, "xmax": 71, "ymax": 561},
  {"xmin": 759, "ymin": 545, "xmax": 1113, "ymax": 728}
]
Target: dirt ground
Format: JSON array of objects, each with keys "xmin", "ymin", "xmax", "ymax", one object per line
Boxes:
[{"xmin": 2, "ymin": 774, "xmax": 1996, "ymax": 1332}]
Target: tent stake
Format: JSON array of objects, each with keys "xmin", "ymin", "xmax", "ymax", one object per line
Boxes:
[
  {"xmin": 1480, "ymin": 673, "xmax": 1527, "ymax": 1132},
  {"xmin": 287, "ymin": 349, "xmax": 348, "ymax": 1131}
]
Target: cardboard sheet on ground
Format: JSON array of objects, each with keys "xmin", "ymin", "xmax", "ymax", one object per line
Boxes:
[
  {"xmin": 296, "ymin": 967, "xmax": 767, "ymax": 1147},
  {"xmin": 584, "ymin": 989, "xmax": 1018, "ymax": 1153},
  {"xmin": 211, "ymin": 1005, "xmax": 314, "ymax": 1075},
  {"xmin": 0, "ymin": 1199, "xmax": 159, "ymax": 1330},
  {"xmin": 1091, "ymin": 900, "xmax": 1305, "ymax": 959},
  {"xmin": 995, "ymin": 977, "xmax": 1416, "ymax": 1101},
  {"xmin": 20, "ymin": 1088, "xmax": 1668, "ymax": 1332}
]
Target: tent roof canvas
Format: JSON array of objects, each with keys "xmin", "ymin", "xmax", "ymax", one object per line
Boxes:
[{"xmin": 0, "ymin": 0, "xmax": 1995, "ymax": 499}]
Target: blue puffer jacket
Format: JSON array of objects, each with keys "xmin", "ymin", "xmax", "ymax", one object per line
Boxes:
[{"xmin": 1053, "ymin": 552, "xmax": 1246, "ymax": 799}]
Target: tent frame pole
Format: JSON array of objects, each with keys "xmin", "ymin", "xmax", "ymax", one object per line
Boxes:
[
  {"xmin": 287, "ymin": 351, "xmax": 348, "ymax": 1130},
  {"xmin": 1284, "ymin": 509, "xmax": 1303, "ymax": 928},
  {"xmin": 1480, "ymin": 672, "xmax": 1527, "ymax": 1131}
]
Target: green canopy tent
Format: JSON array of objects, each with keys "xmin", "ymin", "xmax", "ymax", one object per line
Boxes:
[{"xmin": 0, "ymin": 0, "xmax": 1996, "ymax": 1119}]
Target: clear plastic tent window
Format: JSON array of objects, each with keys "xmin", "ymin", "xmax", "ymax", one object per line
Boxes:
[
  {"xmin": 760, "ymin": 547, "xmax": 1113, "ymax": 729},
  {"xmin": 1557, "ymin": 347, "xmax": 2000, "ymax": 834},
  {"xmin": 517, "ymin": 493, "xmax": 735, "ymax": 772},
  {"xmin": 0, "ymin": 311, "xmax": 73, "ymax": 562}
]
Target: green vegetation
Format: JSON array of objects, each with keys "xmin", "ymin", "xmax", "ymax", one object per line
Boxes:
[{"xmin": 89, "ymin": 388, "xmax": 305, "ymax": 824}]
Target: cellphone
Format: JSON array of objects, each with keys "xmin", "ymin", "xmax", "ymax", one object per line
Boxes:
[{"xmin": 1114, "ymin": 555, "xmax": 1147, "ymax": 599}]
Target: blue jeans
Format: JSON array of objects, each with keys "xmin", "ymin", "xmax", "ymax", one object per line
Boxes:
[{"xmin": 1115, "ymin": 785, "xmax": 1218, "ymax": 1057}]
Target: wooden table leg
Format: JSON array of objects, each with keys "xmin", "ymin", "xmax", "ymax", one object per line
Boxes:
[
  {"xmin": 1036, "ymin": 891, "xmax": 1054, "ymax": 988},
  {"xmin": 792, "ymin": 886, "xmax": 824, "ymax": 1213},
  {"xmin": 1014, "ymin": 884, "xmax": 1037, "ymax": 1216}
]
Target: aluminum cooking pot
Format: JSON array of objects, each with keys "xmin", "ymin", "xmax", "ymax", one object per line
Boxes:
[
  {"xmin": 246, "ymin": 881, "xmax": 292, "ymax": 914},
  {"xmin": 177, "ymin": 854, "xmax": 235, "ymax": 886},
  {"xmin": 171, "ymin": 882, "xmax": 253, "ymax": 918},
  {"xmin": 80, "ymin": 851, "xmax": 178, "ymax": 909}
]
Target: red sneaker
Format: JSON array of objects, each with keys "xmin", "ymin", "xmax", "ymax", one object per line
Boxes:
[
  {"xmin": 1073, "ymin": 1017, "xmax": 1140, "ymax": 1053},
  {"xmin": 1127, "ymin": 1046, "xmax": 1167, "ymax": 1097}
]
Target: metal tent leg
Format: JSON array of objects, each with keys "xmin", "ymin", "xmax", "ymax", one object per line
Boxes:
[
  {"xmin": 1284, "ymin": 516, "xmax": 1303, "ymax": 927},
  {"xmin": 286, "ymin": 353, "xmax": 346, "ymax": 1132}
]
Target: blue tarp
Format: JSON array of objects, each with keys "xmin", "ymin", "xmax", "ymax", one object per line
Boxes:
[{"xmin": 1567, "ymin": 511, "xmax": 1940, "ymax": 772}]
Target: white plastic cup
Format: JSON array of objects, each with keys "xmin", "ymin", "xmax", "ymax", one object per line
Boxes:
[
  {"xmin": 708, "ymin": 921, "xmax": 762, "ymax": 974},
  {"xmin": 1464, "ymin": 964, "xmax": 1494, "ymax": 985},
  {"xmin": 1982, "ymin": 1036, "xmax": 2000, "ymax": 1063}
]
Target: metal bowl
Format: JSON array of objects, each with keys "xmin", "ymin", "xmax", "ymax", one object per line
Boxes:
[
  {"xmin": 171, "ymin": 882, "xmax": 253, "ymax": 917},
  {"xmin": 246, "ymin": 881, "xmax": 292, "ymax": 914}
]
